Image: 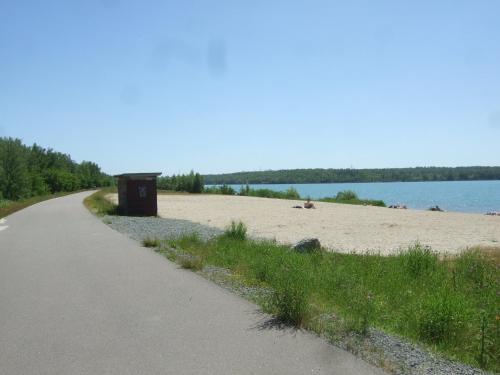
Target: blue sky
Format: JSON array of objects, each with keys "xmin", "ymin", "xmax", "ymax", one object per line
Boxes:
[{"xmin": 1, "ymin": 1, "xmax": 499, "ymax": 175}]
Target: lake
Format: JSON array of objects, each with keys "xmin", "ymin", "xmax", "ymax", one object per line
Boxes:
[{"xmin": 209, "ymin": 180, "xmax": 500, "ymax": 214}]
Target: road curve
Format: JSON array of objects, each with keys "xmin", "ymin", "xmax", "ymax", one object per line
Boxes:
[{"xmin": 0, "ymin": 192, "xmax": 386, "ymax": 375}]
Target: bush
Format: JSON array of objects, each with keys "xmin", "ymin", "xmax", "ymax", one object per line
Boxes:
[
  {"xmin": 284, "ymin": 187, "xmax": 300, "ymax": 199},
  {"xmin": 400, "ymin": 243, "xmax": 438, "ymax": 278},
  {"xmin": 224, "ymin": 220, "xmax": 247, "ymax": 240},
  {"xmin": 335, "ymin": 190, "xmax": 358, "ymax": 201},
  {"xmin": 418, "ymin": 292, "xmax": 469, "ymax": 344},
  {"xmin": 270, "ymin": 271, "xmax": 310, "ymax": 326},
  {"xmin": 205, "ymin": 184, "xmax": 236, "ymax": 195}
]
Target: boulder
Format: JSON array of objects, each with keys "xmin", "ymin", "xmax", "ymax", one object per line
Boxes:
[{"xmin": 293, "ymin": 238, "xmax": 321, "ymax": 253}]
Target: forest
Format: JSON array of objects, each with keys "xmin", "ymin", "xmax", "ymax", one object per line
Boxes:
[
  {"xmin": 0, "ymin": 137, "xmax": 112, "ymax": 201},
  {"xmin": 204, "ymin": 166, "xmax": 500, "ymax": 185},
  {"xmin": 157, "ymin": 171, "xmax": 204, "ymax": 193}
]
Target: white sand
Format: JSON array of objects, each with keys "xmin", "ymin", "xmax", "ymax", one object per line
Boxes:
[{"xmin": 109, "ymin": 194, "xmax": 500, "ymax": 255}]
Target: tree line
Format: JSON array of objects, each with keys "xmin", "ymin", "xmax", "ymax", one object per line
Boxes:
[
  {"xmin": 0, "ymin": 137, "xmax": 113, "ymax": 201},
  {"xmin": 157, "ymin": 171, "xmax": 203, "ymax": 193},
  {"xmin": 204, "ymin": 166, "xmax": 500, "ymax": 185}
]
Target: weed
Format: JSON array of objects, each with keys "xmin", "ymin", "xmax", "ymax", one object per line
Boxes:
[
  {"xmin": 400, "ymin": 243, "xmax": 438, "ymax": 278},
  {"xmin": 417, "ymin": 292, "xmax": 468, "ymax": 344},
  {"xmin": 454, "ymin": 248, "xmax": 497, "ymax": 291},
  {"xmin": 224, "ymin": 220, "xmax": 247, "ymax": 241},
  {"xmin": 270, "ymin": 269, "xmax": 310, "ymax": 327}
]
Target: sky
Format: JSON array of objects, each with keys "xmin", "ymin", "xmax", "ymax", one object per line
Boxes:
[{"xmin": 1, "ymin": 0, "xmax": 499, "ymax": 175}]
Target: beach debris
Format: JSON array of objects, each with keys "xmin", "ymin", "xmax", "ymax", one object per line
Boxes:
[
  {"xmin": 389, "ymin": 204, "xmax": 407, "ymax": 209},
  {"xmin": 428, "ymin": 205, "xmax": 444, "ymax": 212},
  {"xmin": 292, "ymin": 205, "xmax": 303, "ymax": 209},
  {"xmin": 293, "ymin": 238, "xmax": 321, "ymax": 253},
  {"xmin": 485, "ymin": 211, "xmax": 500, "ymax": 216},
  {"xmin": 304, "ymin": 199, "xmax": 316, "ymax": 209}
]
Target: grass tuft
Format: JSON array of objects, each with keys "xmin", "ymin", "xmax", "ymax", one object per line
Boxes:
[
  {"xmin": 223, "ymin": 220, "xmax": 247, "ymax": 241},
  {"xmin": 400, "ymin": 243, "xmax": 438, "ymax": 278}
]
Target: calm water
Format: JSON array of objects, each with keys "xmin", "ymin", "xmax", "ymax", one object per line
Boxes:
[{"xmin": 212, "ymin": 181, "xmax": 500, "ymax": 213}]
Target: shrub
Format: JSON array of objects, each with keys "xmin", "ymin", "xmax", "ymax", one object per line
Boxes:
[
  {"xmin": 205, "ymin": 184, "xmax": 236, "ymax": 195},
  {"xmin": 224, "ymin": 220, "xmax": 247, "ymax": 241},
  {"xmin": 239, "ymin": 184, "xmax": 251, "ymax": 196},
  {"xmin": 335, "ymin": 190, "xmax": 358, "ymax": 201},
  {"xmin": 284, "ymin": 187, "xmax": 300, "ymax": 199},
  {"xmin": 400, "ymin": 243, "xmax": 438, "ymax": 278},
  {"xmin": 418, "ymin": 292, "xmax": 468, "ymax": 344}
]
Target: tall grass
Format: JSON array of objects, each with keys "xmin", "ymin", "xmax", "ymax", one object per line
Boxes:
[
  {"xmin": 0, "ymin": 192, "xmax": 76, "ymax": 219},
  {"xmin": 164, "ymin": 234, "xmax": 500, "ymax": 371},
  {"xmin": 223, "ymin": 220, "xmax": 247, "ymax": 240},
  {"xmin": 83, "ymin": 188, "xmax": 118, "ymax": 216}
]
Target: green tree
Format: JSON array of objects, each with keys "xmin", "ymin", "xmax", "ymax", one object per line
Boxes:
[
  {"xmin": 192, "ymin": 173, "xmax": 203, "ymax": 193},
  {"xmin": 0, "ymin": 138, "xmax": 30, "ymax": 199}
]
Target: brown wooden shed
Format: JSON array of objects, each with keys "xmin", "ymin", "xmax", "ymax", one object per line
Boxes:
[{"xmin": 114, "ymin": 172, "xmax": 162, "ymax": 216}]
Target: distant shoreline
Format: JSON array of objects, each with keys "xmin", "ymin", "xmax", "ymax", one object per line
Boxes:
[
  {"xmin": 204, "ymin": 166, "xmax": 500, "ymax": 185},
  {"xmin": 206, "ymin": 179, "xmax": 500, "ymax": 186}
]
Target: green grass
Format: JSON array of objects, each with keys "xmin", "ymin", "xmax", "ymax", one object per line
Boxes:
[
  {"xmin": 160, "ymin": 234, "xmax": 499, "ymax": 372},
  {"xmin": 223, "ymin": 220, "xmax": 247, "ymax": 241},
  {"xmin": 0, "ymin": 192, "xmax": 76, "ymax": 219},
  {"xmin": 83, "ymin": 188, "xmax": 118, "ymax": 216}
]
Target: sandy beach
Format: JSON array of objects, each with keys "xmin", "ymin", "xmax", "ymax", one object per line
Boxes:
[{"xmin": 109, "ymin": 194, "xmax": 500, "ymax": 255}]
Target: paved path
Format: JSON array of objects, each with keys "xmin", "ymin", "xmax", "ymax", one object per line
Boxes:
[{"xmin": 0, "ymin": 192, "xmax": 386, "ymax": 375}]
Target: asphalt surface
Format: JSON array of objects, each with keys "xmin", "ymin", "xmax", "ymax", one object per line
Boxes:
[{"xmin": 0, "ymin": 192, "xmax": 386, "ymax": 375}]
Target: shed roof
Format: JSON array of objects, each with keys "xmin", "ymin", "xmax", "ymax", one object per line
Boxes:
[{"xmin": 114, "ymin": 172, "xmax": 162, "ymax": 178}]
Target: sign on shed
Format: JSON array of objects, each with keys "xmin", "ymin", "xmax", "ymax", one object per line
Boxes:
[{"xmin": 114, "ymin": 173, "xmax": 162, "ymax": 216}]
